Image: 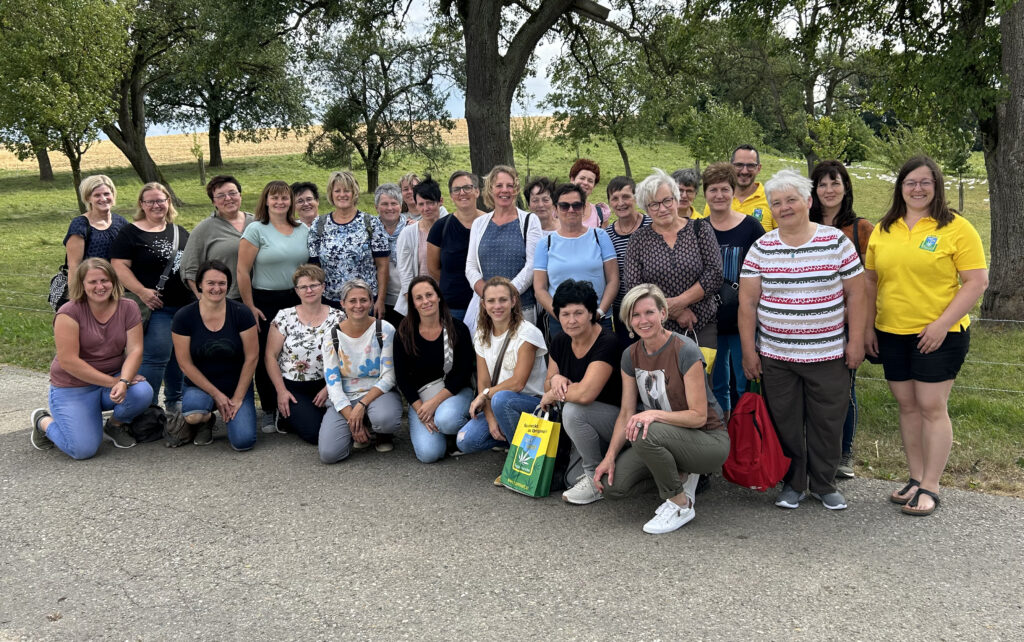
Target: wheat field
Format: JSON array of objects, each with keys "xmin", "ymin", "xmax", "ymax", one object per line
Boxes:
[{"xmin": 0, "ymin": 118, "xmax": 559, "ymax": 172}]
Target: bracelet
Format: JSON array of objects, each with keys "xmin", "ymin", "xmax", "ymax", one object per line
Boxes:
[
  {"xmin": 118, "ymin": 378, "xmax": 131, "ymax": 386},
  {"xmin": 356, "ymin": 400, "xmax": 368, "ymax": 410}
]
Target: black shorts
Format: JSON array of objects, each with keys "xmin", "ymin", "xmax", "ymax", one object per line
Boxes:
[{"xmin": 875, "ymin": 328, "xmax": 970, "ymax": 383}]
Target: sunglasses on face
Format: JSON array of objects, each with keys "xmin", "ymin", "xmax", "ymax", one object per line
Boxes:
[{"xmin": 557, "ymin": 201, "xmax": 585, "ymax": 212}]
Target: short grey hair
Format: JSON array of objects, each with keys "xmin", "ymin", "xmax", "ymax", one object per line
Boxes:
[
  {"xmin": 764, "ymin": 169, "xmax": 813, "ymax": 202},
  {"xmin": 671, "ymin": 168, "xmax": 700, "ymax": 189},
  {"xmin": 374, "ymin": 183, "xmax": 402, "ymax": 207},
  {"xmin": 634, "ymin": 168, "xmax": 680, "ymax": 211}
]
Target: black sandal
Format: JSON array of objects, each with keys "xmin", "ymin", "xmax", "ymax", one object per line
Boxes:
[
  {"xmin": 889, "ymin": 478, "xmax": 921, "ymax": 505},
  {"xmin": 901, "ymin": 488, "xmax": 940, "ymax": 516}
]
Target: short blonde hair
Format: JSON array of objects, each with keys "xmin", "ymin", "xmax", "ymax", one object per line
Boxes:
[
  {"xmin": 482, "ymin": 165, "xmax": 520, "ymax": 209},
  {"xmin": 79, "ymin": 175, "xmax": 117, "ymax": 208},
  {"xmin": 68, "ymin": 257, "xmax": 124, "ymax": 303},
  {"xmin": 619, "ymin": 283, "xmax": 668, "ymax": 331},
  {"xmin": 133, "ymin": 182, "xmax": 178, "ymax": 222},
  {"xmin": 327, "ymin": 170, "xmax": 361, "ymax": 207}
]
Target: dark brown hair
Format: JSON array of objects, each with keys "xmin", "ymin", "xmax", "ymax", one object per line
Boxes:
[
  {"xmin": 255, "ymin": 180, "xmax": 298, "ymax": 226},
  {"xmin": 809, "ymin": 160, "xmax": 858, "ymax": 229},
  {"xmin": 397, "ymin": 276, "xmax": 459, "ymax": 357},
  {"xmin": 879, "ymin": 156, "xmax": 952, "ymax": 232}
]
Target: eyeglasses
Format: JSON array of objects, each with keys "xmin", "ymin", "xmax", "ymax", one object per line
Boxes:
[
  {"xmin": 903, "ymin": 179, "xmax": 934, "ymax": 189},
  {"xmin": 295, "ymin": 197, "xmax": 317, "ymax": 206},
  {"xmin": 142, "ymin": 198, "xmax": 168, "ymax": 206},
  {"xmin": 556, "ymin": 201, "xmax": 585, "ymax": 212},
  {"xmin": 295, "ymin": 283, "xmax": 323, "ymax": 291},
  {"xmin": 645, "ymin": 197, "xmax": 676, "ymax": 212},
  {"xmin": 732, "ymin": 162, "xmax": 758, "ymax": 171},
  {"xmin": 450, "ymin": 185, "xmax": 477, "ymax": 195},
  {"xmin": 213, "ymin": 190, "xmax": 240, "ymax": 200}
]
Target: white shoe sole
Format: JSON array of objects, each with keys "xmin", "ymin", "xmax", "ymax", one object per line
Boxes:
[
  {"xmin": 561, "ymin": 492, "xmax": 603, "ymax": 505},
  {"xmin": 103, "ymin": 432, "xmax": 136, "ymax": 449},
  {"xmin": 643, "ymin": 508, "xmax": 695, "ymax": 534}
]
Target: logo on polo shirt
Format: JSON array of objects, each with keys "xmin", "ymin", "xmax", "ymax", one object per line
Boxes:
[
  {"xmin": 752, "ymin": 208, "xmax": 763, "ymax": 221},
  {"xmin": 919, "ymin": 236, "xmax": 939, "ymax": 252}
]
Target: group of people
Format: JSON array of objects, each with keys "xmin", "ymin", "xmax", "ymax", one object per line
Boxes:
[{"xmin": 31, "ymin": 147, "xmax": 987, "ymax": 532}]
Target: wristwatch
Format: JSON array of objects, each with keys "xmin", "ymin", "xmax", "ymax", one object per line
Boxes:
[{"xmin": 482, "ymin": 388, "xmax": 491, "ymax": 400}]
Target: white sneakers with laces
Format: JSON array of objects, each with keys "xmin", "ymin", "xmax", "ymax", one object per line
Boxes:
[
  {"xmin": 643, "ymin": 498, "xmax": 695, "ymax": 534},
  {"xmin": 561, "ymin": 474, "xmax": 603, "ymax": 505}
]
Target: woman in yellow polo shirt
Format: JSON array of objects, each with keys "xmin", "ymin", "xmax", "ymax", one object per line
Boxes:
[{"xmin": 864, "ymin": 156, "xmax": 988, "ymax": 517}]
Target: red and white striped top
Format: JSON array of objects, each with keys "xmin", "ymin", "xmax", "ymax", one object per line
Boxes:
[{"xmin": 740, "ymin": 224, "xmax": 862, "ymax": 363}]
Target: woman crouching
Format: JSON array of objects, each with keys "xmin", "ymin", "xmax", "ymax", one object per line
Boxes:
[
  {"xmin": 31, "ymin": 258, "xmax": 153, "ymax": 457},
  {"xmin": 594, "ymin": 284, "xmax": 729, "ymax": 534}
]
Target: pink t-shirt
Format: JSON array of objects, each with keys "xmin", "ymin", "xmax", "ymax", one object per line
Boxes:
[{"xmin": 49, "ymin": 298, "xmax": 142, "ymax": 388}]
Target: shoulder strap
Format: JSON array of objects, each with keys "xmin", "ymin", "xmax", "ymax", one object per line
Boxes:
[
  {"xmin": 363, "ymin": 211, "xmax": 374, "ymax": 240},
  {"xmin": 489, "ymin": 330, "xmax": 514, "ymax": 386},
  {"xmin": 155, "ymin": 225, "xmax": 180, "ymax": 292},
  {"xmin": 375, "ymin": 317, "xmax": 383, "ymax": 350},
  {"xmin": 332, "ymin": 326, "xmax": 340, "ymax": 357},
  {"xmin": 521, "ymin": 212, "xmax": 532, "ymax": 248},
  {"xmin": 595, "ymin": 204, "xmax": 605, "ymax": 226},
  {"xmin": 852, "ymin": 217, "xmax": 864, "ymax": 263},
  {"xmin": 547, "ymin": 233, "xmax": 552, "ymax": 251},
  {"xmin": 593, "ymin": 229, "xmax": 599, "ymax": 246},
  {"xmin": 316, "ymin": 214, "xmax": 327, "ymax": 238}
]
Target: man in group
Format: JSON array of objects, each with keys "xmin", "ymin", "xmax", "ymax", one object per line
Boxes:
[{"xmin": 703, "ymin": 144, "xmax": 776, "ymax": 231}]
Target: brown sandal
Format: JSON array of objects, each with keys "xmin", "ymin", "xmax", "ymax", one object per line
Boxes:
[
  {"xmin": 901, "ymin": 488, "xmax": 940, "ymax": 516},
  {"xmin": 889, "ymin": 478, "xmax": 921, "ymax": 505}
]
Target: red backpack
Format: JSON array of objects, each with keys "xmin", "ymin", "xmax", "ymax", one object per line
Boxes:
[{"xmin": 722, "ymin": 381, "xmax": 791, "ymax": 492}]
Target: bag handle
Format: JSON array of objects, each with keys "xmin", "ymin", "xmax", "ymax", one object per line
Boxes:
[{"xmin": 746, "ymin": 378, "xmax": 762, "ymax": 395}]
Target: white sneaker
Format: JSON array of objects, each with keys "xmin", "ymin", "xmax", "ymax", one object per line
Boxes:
[
  {"xmin": 682, "ymin": 472, "xmax": 700, "ymax": 505},
  {"xmin": 643, "ymin": 499, "xmax": 695, "ymax": 534},
  {"xmin": 561, "ymin": 474, "xmax": 603, "ymax": 505}
]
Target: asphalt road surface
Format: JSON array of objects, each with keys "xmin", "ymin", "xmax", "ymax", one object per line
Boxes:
[{"xmin": 1, "ymin": 365, "xmax": 1021, "ymax": 641}]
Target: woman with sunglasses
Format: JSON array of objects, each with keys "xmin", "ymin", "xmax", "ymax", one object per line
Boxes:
[{"xmin": 533, "ymin": 183, "xmax": 618, "ymax": 339}]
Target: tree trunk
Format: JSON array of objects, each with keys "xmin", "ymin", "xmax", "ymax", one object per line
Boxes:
[
  {"xmin": 60, "ymin": 136, "xmax": 86, "ymax": 213},
  {"xmin": 102, "ymin": 56, "xmax": 180, "ymax": 204},
  {"xmin": 32, "ymin": 138, "xmax": 54, "ymax": 182},
  {"xmin": 365, "ymin": 162, "xmax": 380, "ymax": 193},
  {"xmin": 208, "ymin": 119, "xmax": 223, "ymax": 167},
  {"xmin": 461, "ymin": 0, "xmax": 575, "ymax": 179},
  {"xmin": 615, "ymin": 137, "xmax": 632, "ymax": 179},
  {"xmin": 980, "ymin": 0, "xmax": 1024, "ymax": 320}
]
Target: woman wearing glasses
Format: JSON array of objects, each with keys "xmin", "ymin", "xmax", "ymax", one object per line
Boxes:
[
  {"xmin": 110, "ymin": 183, "xmax": 192, "ymax": 413},
  {"xmin": 265, "ymin": 265, "xmax": 343, "ymax": 444},
  {"xmin": 466, "ymin": 166, "xmax": 542, "ymax": 325},
  {"xmin": 533, "ymin": 183, "xmax": 619, "ymax": 339},
  {"xmin": 624, "ymin": 169, "xmax": 722, "ymax": 346},
  {"xmin": 181, "ymin": 175, "xmax": 254, "ymax": 301},
  {"xmin": 864, "ymin": 156, "xmax": 988, "ymax": 516}
]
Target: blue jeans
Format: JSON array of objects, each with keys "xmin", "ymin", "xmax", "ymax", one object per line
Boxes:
[
  {"xmin": 408, "ymin": 387, "xmax": 472, "ymax": 463},
  {"xmin": 842, "ymin": 370, "xmax": 858, "ymax": 455},
  {"xmin": 712, "ymin": 333, "xmax": 746, "ymax": 411},
  {"xmin": 182, "ymin": 383, "xmax": 257, "ymax": 451},
  {"xmin": 456, "ymin": 390, "xmax": 540, "ymax": 454},
  {"xmin": 141, "ymin": 306, "xmax": 183, "ymax": 406},
  {"xmin": 47, "ymin": 379, "xmax": 154, "ymax": 459}
]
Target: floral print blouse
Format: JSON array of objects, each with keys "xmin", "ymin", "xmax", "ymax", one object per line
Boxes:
[
  {"xmin": 307, "ymin": 211, "xmax": 391, "ymax": 302},
  {"xmin": 321, "ymin": 319, "xmax": 397, "ymax": 411},
  {"xmin": 271, "ymin": 307, "xmax": 345, "ymax": 381}
]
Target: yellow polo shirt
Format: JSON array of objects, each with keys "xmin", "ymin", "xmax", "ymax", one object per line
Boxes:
[
  {"xmin": 864, "ymin": 214, "xmax": 987, "ymax": 334},
  {"xmin": 702, "ymin": 182, "xmax": 775, "ymax": 231},
  {"xmin": 684, "ymin": 206, "xmax": 703, "ymax": 220}
]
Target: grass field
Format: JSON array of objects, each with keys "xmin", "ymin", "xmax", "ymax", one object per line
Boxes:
[{"xmin": 1, "ymin": 131, "xmax": 1020, "ymax": 495}]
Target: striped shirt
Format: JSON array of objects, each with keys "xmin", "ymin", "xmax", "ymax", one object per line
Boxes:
[{"xmin": 740, "ymin": 224, "xmax": 862, "ymax": 362}]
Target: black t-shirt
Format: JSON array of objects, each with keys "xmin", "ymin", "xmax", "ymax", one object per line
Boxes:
[
  {"xmin": 171, "ymin": 299, "xmax": 256, "ymax": 396},
  {"xmin": 427, "ymin": 216, "xmax": 473, "ymax": 309},
  {"xmin": 110, "ymin": 223, "xmax": 194, "ymax": 308},
  {"xmin": 709, "ymin": 216, "xmax": 764, "ymax": 333},
  {"xmin": 548, "ymin": 327, "xmax": 623, "ymax": 406},
  {"xmin": 393, "ymin": 319, "xmax": 474, "ymax": 404}
]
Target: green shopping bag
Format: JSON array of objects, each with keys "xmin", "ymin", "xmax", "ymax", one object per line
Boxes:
[{"xmin": 501, "ymin": 408, "xmax": 560, "ymax": 497}]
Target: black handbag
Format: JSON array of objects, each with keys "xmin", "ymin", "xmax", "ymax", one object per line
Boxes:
[{"xmin": 48, "ymin": 222, "xmax": 92, "ymax": 312}]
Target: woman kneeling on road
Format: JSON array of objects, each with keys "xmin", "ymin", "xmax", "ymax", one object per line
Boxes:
[
  {"xmin": 319, "ymin": 279, "xmax": 402, "ymax": 463},
  {"xmin": 539, "ymin": 279, "xmax": 623, "ymax": 505},
  {"xmin": 31, "ymin": 258, "xmax": 154, "ymax": 457},
  {"xmin": 594, "ymin": 284, "xmax": 729, "ymax": 534},
  {"xmin": 456, "ymin": 277, "xmax": 548, "ymax": 463},
  {"xmin": 393, "ymin": 276, "xmax": 475, "ymax": 463},
  {"xmin": 172, "ymin": 260, "xmax": 259, "ymax": 450}
]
